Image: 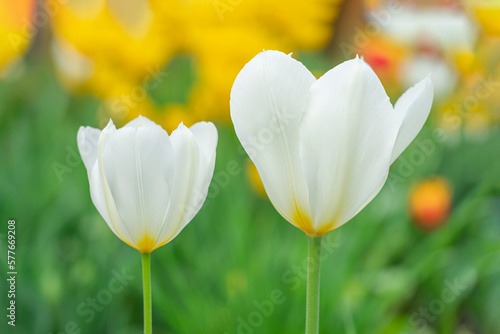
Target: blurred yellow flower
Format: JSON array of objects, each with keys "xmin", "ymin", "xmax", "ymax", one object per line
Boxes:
[
  {"xmin": 49, "ymin": 0, "xmax": 176, "ymax": 123},
  {"xmin": 469, "ymin": 0, "xmax": 500, "ymax": 36},
  {"xmin": 437, "ymin": 69, "xmax": 500, "ymax": 139},
  {"xmin": 50, "ymin": 0, "xmax": 174, "ymax": 87},
  {"xmin": 50, "ymin": 0, "xmax": 343, "ymax": 129},
  {"xmin": 436, "ymin": 27, "xmax": 500, "ymax": 138},
  {"xmin": 409, "ymin": 177, "xmax": 452, "ymax": 231},
  {"xmin": 155, "ymin": 0, "xmax": 341, "ymax": 122},
  {"xmin": 0, "ymin": 0, "xmax": 36, "ymax": 71},
  {"xmin": 453, "ymin": 49, "xmax": 476, "ymax": 76}
]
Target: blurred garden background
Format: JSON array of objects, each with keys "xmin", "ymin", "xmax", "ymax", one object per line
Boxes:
[{"xmin": 1, "ymin": 0, "xmax": 500, "ymax": 333}]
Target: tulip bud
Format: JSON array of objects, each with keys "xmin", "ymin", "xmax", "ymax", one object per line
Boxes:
[{"xmin": 78, "ymin": 116, "xmax": 218, "ymax": 253}]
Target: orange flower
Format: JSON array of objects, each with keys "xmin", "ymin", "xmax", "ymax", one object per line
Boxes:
[
  {"xmin": 356, "ymin": 36, "xmax": 408, "ymax": 95},
  {"xmin": 0, "ymin": 0, "xmax": 36, "ymax": 71},
  {"xmin": 409, "ymin": 177, "xmax": 452, "ymax": 230}
]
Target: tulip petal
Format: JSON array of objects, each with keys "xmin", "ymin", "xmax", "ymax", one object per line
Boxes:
[
  {"xmin": 77, "ymin": 126, "xmax": 101, "ymax": 176},
  {"xmin": 390, "ymin": 76, "xmax": 434, "ymax": 163},
  {"xmin": 154, "ymin": 123, "xmax": 200, "ymax": 247},
  {"xmin": 189, "ymin": 121, "xmax": 218, "ymax": 166},
  {"xmin": 89, "ymin": 162, "xmax": 122, "ymax": 239},
  {"xmin": 101, "ymin": 120, "xmax": 175, "ymax": 252},
  {"xmin": 89, "ymin": 120, "xmax": 137, "ymax": 247},
  {"xmin": 301, "ymin": 58, "xmax": 400, "ymax": 234},
  {"xmin": 230, "ymin": 50, "xmax": 316, "ymax": 233},
  {"xmin": 153, "ymin": 122, "xmax": 218, "ymax": 250},
  {"xmin": 183, "ymin": 122, "xmax": 218, "ymax": 224},
  {"xmin": 123, "ymin": 115, "xmax": 158, "ymax": 128}
]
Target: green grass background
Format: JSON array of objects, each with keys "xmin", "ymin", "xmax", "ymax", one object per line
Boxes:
[{"xmin": 0, "ymin": 50, "xmax": 500, "ymax": 334}]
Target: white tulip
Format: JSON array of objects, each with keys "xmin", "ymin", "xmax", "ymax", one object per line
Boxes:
[
  {"xmin": 77, "ymin": 116, "xmax": 218, "ymax": 253},
  {"xmin": 230, "ymin": 50, "xmax": 433, "ymax": 237}
]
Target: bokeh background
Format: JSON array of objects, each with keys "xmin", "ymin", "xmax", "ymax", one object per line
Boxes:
[{"xmin": 1, "ymin": 0, "xmax": 500, "ymax": 333}]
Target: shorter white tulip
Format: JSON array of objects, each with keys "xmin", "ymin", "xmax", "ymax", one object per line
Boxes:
[{"xmin": 78, "ymin": 116, "xmax": 218, "ymax": 253}]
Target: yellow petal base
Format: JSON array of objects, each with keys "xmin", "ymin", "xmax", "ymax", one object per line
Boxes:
[{"xmin": 125, "ymin": 234, "xmax": 171, "ymax": 253}]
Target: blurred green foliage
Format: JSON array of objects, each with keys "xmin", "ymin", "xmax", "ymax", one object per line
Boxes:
[{"xmin": 0, "ymin": 52, "xmax": 500, "ymax": 334}]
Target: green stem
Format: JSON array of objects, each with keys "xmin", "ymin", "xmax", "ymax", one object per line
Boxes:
[
  {"xmin": 306, "ymin": 236, "xmax": 322, "ymax": 334},
  {"xmin": 142, "ymin": 252, "xmax": 152, "ymax": 334}
]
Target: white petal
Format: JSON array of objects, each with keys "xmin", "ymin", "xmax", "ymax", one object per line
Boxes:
[
  {"xmin": 230, "ymin": 50, "xmax": 316, "ymax": 233},
  {"xmin": 77, "ymin": 126, "xmax": 101, "ymax": 176},
  {"xmin": 90, "ymin": 120, "xmax": 136, "ymax": 247},
  {"xmin": 189, "ymin": 121, "xmax": 218, "ymax": 165},
  {"xmin": 154, "ymin": 123, "xmax": 200, "ymax": 247},
  {"xmin": 89, "ymin": 162, "xmax": 118, "ymax": 237},
  {"xmin": 124, "ymin": 115, "xmax": 159, "ymax": 128},
  {"xmin": 300, "ymin": 57, "xmax": 400, "ymax": 234},
  {"xmin": 183, "ymin": 122, "xmax": 218, "ymax": 224},
  {"xmin": 390, "ymin": 76, "xmax": 434, "ymax": 163},
  {"xmin": 101, "ymin": 119, "xmax": 175, "ymax": 252}
]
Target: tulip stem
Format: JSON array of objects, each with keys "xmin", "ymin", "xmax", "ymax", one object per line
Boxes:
[
  {"xmin": 142, "ymin": 252, "xmax": 152, "ymax": 334},
  {"xmin": 306, "ymin": 236, "xmax": 322, "ymax": 334}
]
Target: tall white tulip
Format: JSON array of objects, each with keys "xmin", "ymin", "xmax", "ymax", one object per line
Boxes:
[
  {"xmin": 230, "ymin": 50, "xmax": 434, "ymax": 334},
  {"xmin": 77, "ymin": 115, "xmax": 217, "ymax": 334},
  {"xmin": 231, "ymin": 50, "xmax": 433, "ymax": 236}
]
